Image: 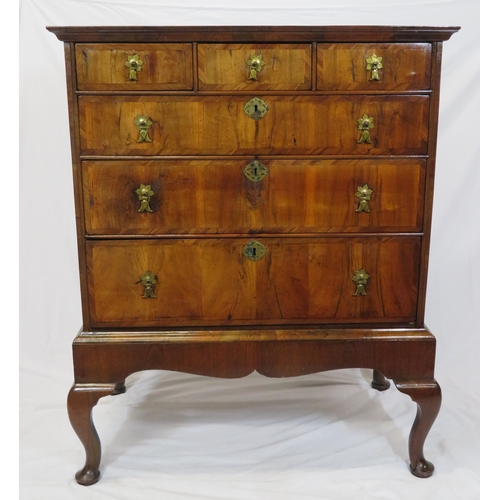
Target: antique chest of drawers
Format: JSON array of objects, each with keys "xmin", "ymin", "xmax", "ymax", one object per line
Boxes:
[{"xmin": 48, "ymin": 25, "xmax": 459, "ymax": 485}]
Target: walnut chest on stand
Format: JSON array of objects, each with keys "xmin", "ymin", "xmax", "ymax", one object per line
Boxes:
[{"xmin": 47, "ymin": 25, "xmax": 459, "ymax": 485}]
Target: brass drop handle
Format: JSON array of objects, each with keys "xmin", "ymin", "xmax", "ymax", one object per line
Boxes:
[
  {"xmin": 244, "ymin": 97, "xmax": 269, "ymax": 120},
  {"xmin": 244, "ymin": 160, "xmax": 268, "ymax": 182},
  {"xmin": 356, "ymin": 114, "xmax": 374, "ymax": 144},
  {"xmin": 136, "ymin": 184, "xmax": 154, "ymax": 213},
  {"xmin": 134, "ymin": 114, "xmax": 153, "ymax": 143},
  {"xmin": 355, "ymin": 184, "xmax": 373, "ymax": 213},
  {"xmin": 352, "ymin": 269, "xmax": 370, "ymax": 296},
  {"xmin": 243, "ymin": 240, "xmax": 267, "ymax": 261},
  {"xmin": 138, "ymin": 271, "xmax": 157, "ymax": 299},
  {"xmin": 125, "ymin": 54, "xmax": 144, "ymax": 81},
  {"xmin": 246, "ymin": 54, "xmax": 265, "ymax": 80},
  {"xmin": 365, "ymin": 54, "xmax": 383, "ymax": 81}
]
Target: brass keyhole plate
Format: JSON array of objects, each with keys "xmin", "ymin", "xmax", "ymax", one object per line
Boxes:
[
  {"xmin": 243, "ymin": 161, "xmax": 268, "ymax": 182},
  {"xmin": 244, "ymin": 97, "xmax": 269, "ymax": 120},
  {"xmin": 242, "ymin": 240, "xmax": 267, "ymax": 261}
]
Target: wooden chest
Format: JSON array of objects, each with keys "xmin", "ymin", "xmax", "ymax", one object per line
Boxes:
[{"xmin": 48, "ymin": 25, "xmax": 459, "ymax": 485}]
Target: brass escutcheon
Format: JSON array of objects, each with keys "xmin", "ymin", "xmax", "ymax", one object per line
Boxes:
[
  {"xmin": 134, "ymin": 114, "xmax": 153, "ymax": 143},
  {"xmin": 243, "ymin": 160, "xmax": 268, "ymax": 182},
  {"xmin": 246, "ymin": 54, "xmax": 265, "ymax": 81},
  {"xmin": 136, "ymin": 184, "xmax": 154, "ymax": 213},
  {"xmin": 125, "ymin": 54, "xmax": 144, "ymax": 81},
  {"xmin": 357, "ymin": 114, "xmax": 374, "ymax": 144},
  {"xmin": 138, "ymin": 271, "xmax": 157, "ymax": 298},
  {"xmin": 355, "ymin": 184, "xmax": 373, "ymax": 213},
  {"xmin": 244, "ymin": 97, "xmax": 269, "ymax": 120},
  {"xmin": 365, "ymin": 54, "xmax": 383, "ymax": 81},
  {"xmin": 243, "ymin": 240, "xmax": 267, "ymax": 261},
  {"xmin": 352, "ymin": 269, "xmax": 370, "ymax": 296}
]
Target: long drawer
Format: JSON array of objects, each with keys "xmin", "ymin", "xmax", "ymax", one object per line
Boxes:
[
  {"xmin": 78, "ymin": 95, "xmax": 429, "ymax": 156},
  {"xmin": 83, "ymin": 159, "xmax": 425, "ymax": 235},
  {"xmin": 87, "ymin": 237, "xmax": 420, "ymax": 327}
]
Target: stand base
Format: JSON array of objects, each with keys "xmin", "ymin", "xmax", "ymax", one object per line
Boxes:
[{"xmin": 68, "ymin": 327, "xmax": 441, "ymax": 484}]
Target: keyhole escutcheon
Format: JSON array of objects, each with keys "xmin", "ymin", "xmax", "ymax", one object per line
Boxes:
[
  {"xmin": 244, "ymin": 97, "xmax": 269, "ymax": 120},
  {"xmin": 243, "ymin": 240, "xmax": 267, "ymax": 261},
  {"xmin": 243, "ymin": 161, "xmax": 269, "ymax": 182}
]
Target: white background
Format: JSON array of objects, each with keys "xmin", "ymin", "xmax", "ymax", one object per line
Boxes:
[{"xmin": 18, "ymin": 1, "xmax": 480, "ymax": 499}]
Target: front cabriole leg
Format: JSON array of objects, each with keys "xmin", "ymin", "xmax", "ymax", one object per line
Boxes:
[
  {"xmin": 395, "ymin": 379, "xmax": 442, "ymax": 478},
  {"xmin": 67, "ymin": 383, "xmax": 116, "ymax": 485}
]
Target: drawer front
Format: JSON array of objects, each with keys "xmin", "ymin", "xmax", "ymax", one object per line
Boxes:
[
  {"xmin": 75, "ymin": 43, "xmax": 193, "ymax": 90},
  {"xmin": 317, "ymin": 43, "xmax": 432, "ymax": 90},
  {"xmin": 198, "ymin": 44, "xmax": 312, "ymax": 90},
  {"xmin": 83, "ymin": 159, "xmax": 425, "ymax": 235},
  {"xmin": 79, "ymin": 95, "xmax": 429, "ymax": 155},
  {"xmin": 87, "ymin": 237, "xmax": 420, "ymax": 327}
]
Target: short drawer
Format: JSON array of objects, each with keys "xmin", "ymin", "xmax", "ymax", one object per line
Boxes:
[
  {"xmin": 198, "ymin": 44, "xmax": 312, "ymax": 90},
  {"xmin": 75, "ymin": 43, "xmax": 193, "ymax": 90},
  {"xmin": 83, "ymin": 159, "xmax": 425, "ymax": 235},
  {"xmin": 78, "ymin": 95, "xmax": 429, "ymax": 155},
  {"xmin": 87, "ymin": 237, "xmax": 420, "ymax": 327},
  {"xmin": 317, "ymin": 43, "xmax": 432, "ymax": 90}
]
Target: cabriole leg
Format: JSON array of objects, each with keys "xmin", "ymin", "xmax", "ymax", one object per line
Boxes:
[
  {"xmin": 112, "ymin": 380, "xmax": 126, "ymax": 396},
  {"xmin": 371, "ymin": 369, "xmax": 390, "ymax": 391},
  {"xmin": 67, "ymin": 383, "xmax": 115, "ymax": 485},
  {"xmin": 395, "ymin": 380, "xmax": 442, "ymax": 478}
]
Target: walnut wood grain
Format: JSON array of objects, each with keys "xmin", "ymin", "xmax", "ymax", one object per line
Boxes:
[
  {"xmin": 416, "ymin": 42, "xmax": 443, "ymax": 325},
  {"xmin": 75, "ymin": 328, "xmax": 435, "ymax": 343},
  {"xmin": 75, "ymin": 43, "xmax": 193, "ymax": 90},
  {"xmin": 198, "ymin": 44, "xmax": 311, "ymax": 91},
  {"xmin": 79, "ymin": 95, "xmax": 429, "ymax": 156},
  {"xmin": 71, "ymin": 328, "xmax": 437, "ymax": 381},
  {"xmin": 47, "ymin": 26, "xmax": 461, "ymax": 43},
  {"xmin": 67, "ymin": 383, "xmax": 116, "ymax": 485},
  {"xmin": 82, "ymin": 159, "xmax": 425, "ymax": 235},
  {"xmin": 395, "ymin": 380, "xmax": 442, "ymax": 478},
  {"xmin": 64, "ymin": 42, "xmax": 92, "ymax": 332},
  {"xmin": 86, "ymin": 237, "xmax": 420, "ymax": 327},
  {"xmin": 317, "ymin": 43, "xmax": 432, "ymax": 90}
]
